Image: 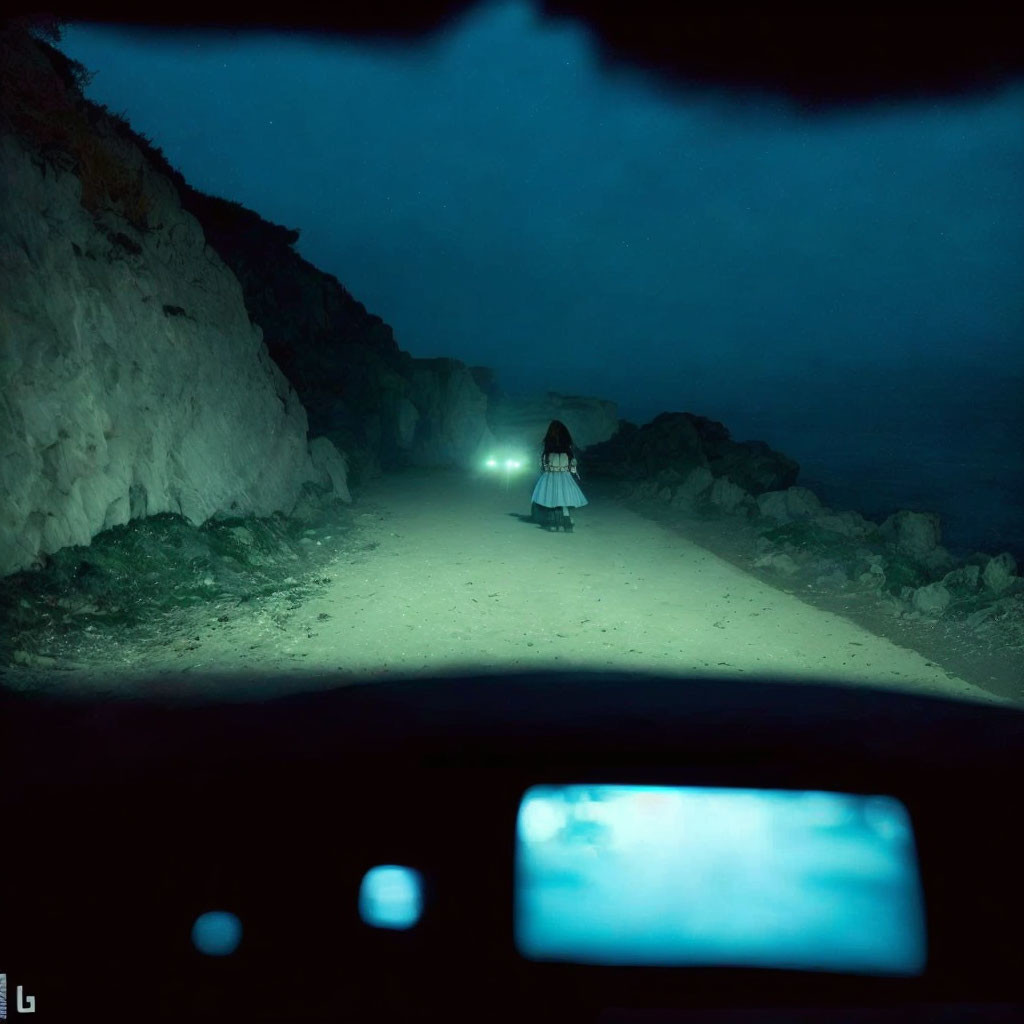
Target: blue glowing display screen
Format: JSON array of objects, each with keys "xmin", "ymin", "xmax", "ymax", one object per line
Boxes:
[{"xmin": 515, "ymin": 785, "xmax": 926, "ymax": 974}]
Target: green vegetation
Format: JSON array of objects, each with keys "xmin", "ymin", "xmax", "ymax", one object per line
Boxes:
[
  {"xmin": 0, "ymin": 27, "xmax": 151, "ymax": 230},
  {"xmin": 0, "ymin": 485, "xmax": 354, "ymax": 665}
]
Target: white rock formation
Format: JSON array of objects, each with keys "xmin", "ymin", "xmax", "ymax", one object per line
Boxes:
[
  {"xmin": 488, "ymin": 392, "xmax": 619, "ymax": 453},
  {"xmin": 0, "ymin": 122, "xmax": 340, "ymax": 577},
  {"xmin": 405, "ymin": 358, "xmax": 496, "ymax": 467}
]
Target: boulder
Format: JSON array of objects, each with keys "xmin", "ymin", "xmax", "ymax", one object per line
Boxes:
[
  {"xmin": 703, "ymin": 438, "xmax": 799, "ymax": 494},
  {"xmin": 923, "ymin": 545, "xmax": 955, "ymax": 574},
  {"xmin": 966, "ymin": 605, "xmax": 999, "ymax": 629},
  {"xmin": 578, "ymin": 420, "xmax": 640, "ymax": 478},
  {"xmin": 911, "ymin": 582, "xmax": 952, "ymax": 616},
  {"xmin": 670, "ymin": 466, "xmax": 714, "ymax": 509},
  {"xmin": 624, "ymin": 412, "xmax": 706, "ymax": 479},
  {"xmin": 753, "ymin": 552, "xmax": 799, "ymax": 575},
  {"xmin": 756, "ymin": 487, "xmax": 823, "ymax": 523},
  {"xmin": 942, "ymin": 564, "xmax": 980, "ymax": 594},
  {"xmin": 812, "ymin": 510, "xmax": 874, "ymax": 538},
  {"xmin": 814, "ymin": 567, "xmax": 849, "ymax": 589},
  {"xmin": 880, "ymin": 510, "xmax": 941, "ymax": 561},
  {"xmin": 883, "ymin": 596, "xmax": 911, "ymax": 618},
  {"xmin": 982, "ymin": 552, "xmax": 1018, "ymax": 594},
  {"xmin": 708, "ymin": 477, "xmax": 751, "ymax": 514},
  {"xmin": 308, "ymin": 436, "xmax": 351, "ymax": 503}
]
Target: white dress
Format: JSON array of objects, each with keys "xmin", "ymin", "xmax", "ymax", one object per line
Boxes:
[{"xmin": 530, "ymin": 451, "xmax": 588, "ymax": 508}]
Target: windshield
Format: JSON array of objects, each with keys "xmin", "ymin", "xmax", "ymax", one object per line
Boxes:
[{"xmin": 0, "ymin": 7, "xmax": 1021, "ymax": 707}]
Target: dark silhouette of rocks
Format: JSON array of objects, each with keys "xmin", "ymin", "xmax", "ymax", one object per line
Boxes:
[{"xmin": 584, "ymin": 412, "xmax": 799, "ymax": 494}]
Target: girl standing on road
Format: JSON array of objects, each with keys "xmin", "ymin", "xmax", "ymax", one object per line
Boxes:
[{"xmin": 531, "ymin": 420, "xmax": 588, "ymax": 532}]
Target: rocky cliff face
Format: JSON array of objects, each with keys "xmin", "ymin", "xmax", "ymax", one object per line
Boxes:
[
  {"xmin": 0, "ymin": 27, "xmax": 348, "ymax": 578},
  {"xmin": 174, "ymin": 187, "xmax": 629, "ymax": 477},
  {"xmin": 175, "ymin": 190, "xmax": 497, "ymax": 481}
]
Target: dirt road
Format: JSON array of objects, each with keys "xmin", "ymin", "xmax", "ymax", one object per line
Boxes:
[{"xmin": 18, "ymin": 467, "xmax": 1005, "ymax": 705}]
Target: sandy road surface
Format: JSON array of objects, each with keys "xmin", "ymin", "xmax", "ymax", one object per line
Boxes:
[{"xmin": 28, "ymin": 467, "xmax": 1003, "ymax": 705}]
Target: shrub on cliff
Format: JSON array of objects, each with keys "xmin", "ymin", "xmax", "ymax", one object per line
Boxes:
[{"xmin": 0, "ymin": 25, "xmax": 150, "ymax": 230}]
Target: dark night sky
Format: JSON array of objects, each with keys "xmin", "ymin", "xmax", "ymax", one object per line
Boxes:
[{"xmin": 59, "ymin": 3, "xmax": 1024, "ymax": 555}]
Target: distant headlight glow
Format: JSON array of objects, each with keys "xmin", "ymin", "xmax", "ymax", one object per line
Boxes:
[{"xmin": 482, "ymin": 452, "xmax": 527, "ymax": 473}]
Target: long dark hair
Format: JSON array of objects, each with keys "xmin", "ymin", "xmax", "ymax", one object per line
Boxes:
[{"xmin": 542, "ymin": 419, "xmax": 575, "ymax": 456}]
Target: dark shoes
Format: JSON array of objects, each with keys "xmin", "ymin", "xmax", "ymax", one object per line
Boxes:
[{"xmin": 532, "ymin": 503, "xmax": 574, "ymax": 532}]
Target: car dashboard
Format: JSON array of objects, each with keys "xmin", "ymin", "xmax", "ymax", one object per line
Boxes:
[{"xmin": 1, "ymin": 672, "xmax": 1021, "ymax": 1023}]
